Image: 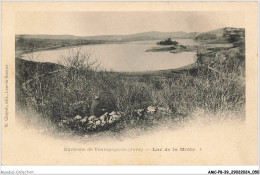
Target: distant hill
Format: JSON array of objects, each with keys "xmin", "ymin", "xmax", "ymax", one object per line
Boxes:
[
  {"xmin": 15, "ymin": 31, "xmax": 199, "ymax": 53},
  {"xmin": 16, "ymin": 27, "xmax": 245, "ymax": 53},
  {"xmin": 122, "ymin": 31, "xmax": 197, "ymax": 40},
  {"xmin": 16, "ymin": 28, "xmax": 245, "ymax": 43},
  {"xmin": 204, "ymin": 28, "xmax": 225, "ymax": 35},
  {"xmin": 16, "ymin": 31, "xmax": 199, "ymax": 42},
  {"xmin": 194, "ymin": 27, "xmax": 245, "ymax": 43},
  {"xmin": 16, "ymin": 34, "xmax": 82, "ymax": 40}
]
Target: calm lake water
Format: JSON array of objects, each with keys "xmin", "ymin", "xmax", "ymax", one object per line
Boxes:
[{"xmin": 22, "ymin": 39, "xmax": 198, "ymax": 72}]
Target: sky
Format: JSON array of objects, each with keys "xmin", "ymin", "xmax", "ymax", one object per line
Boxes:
[{"xmin": 15, "ymin": 11, "xmax": 245, "ymax": 36}]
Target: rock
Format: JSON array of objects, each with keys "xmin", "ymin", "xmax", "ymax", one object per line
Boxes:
[
  {"xmin": 80, "ymin": 116, "xmax": 88, "ymax": 124},
  {"xmin": 108, "ymin": 117, "xmax": 113, "ymax": 124},
  {"xmin": 62, "ymin": 110, "xmax": 126, "ymax": 131},
  {"xmin": 100, "ymin": 112, "xmax": 109, "ymax": 123},
  {"xmin": 87, "ymin": 120, "xmax": 94, "ymax": 125},
  {"xmin": 88, "ymin": 115, "xmax": 98, "ymax": 121},
  {"xmin": 108, "ymin": 111, "xmax": 122, "ymax": 123},
  {"xmin": 147, "ymin": 106, "xmax": 157, "ymax": 114},
  {"xmin": 95, "ymin": 120, "xmax": 101, "ymax": 126},
  {"xmin": 74, "ymin": 115, "xmax": 82, "ymax": 120},
  {"xmin": 110, "ymin": 114, "xmax": 121, "ymax": 122},
  {"xmin": 109, "ymin": 111, "xmax": 117, "ymax": 116}
]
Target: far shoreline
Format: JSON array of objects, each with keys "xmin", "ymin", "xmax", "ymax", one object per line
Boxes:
[
  {"xmin": 16, "ymin": 38, "xmax": 199, "ymax": 57},
  {"xmin": 17, "ymin": 39, "xmax": 198, "ymax": 74}
]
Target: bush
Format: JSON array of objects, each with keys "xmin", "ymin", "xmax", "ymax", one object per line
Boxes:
[{"xmin": 157, "ymin": 38, "xmax": 179, "ymax": 46}]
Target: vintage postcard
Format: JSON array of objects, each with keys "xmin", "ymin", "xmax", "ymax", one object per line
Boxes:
[{"xmin": 1, "ymin": 2, "xmax": 258, "ymax": 166}]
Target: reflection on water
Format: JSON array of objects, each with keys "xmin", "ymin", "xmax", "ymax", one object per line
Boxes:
[{"xmin": 22, "ymin": 39, "xmax": 197, "ymax": 72}]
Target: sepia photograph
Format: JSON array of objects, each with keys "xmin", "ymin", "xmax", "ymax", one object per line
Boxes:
[
  {"xmin": 15, "ymin": 11, "xmax": 246, "ymax": 139},
  {"xmin": 1, "ymin": 1, "xmax": 258, "ymax": 169}
]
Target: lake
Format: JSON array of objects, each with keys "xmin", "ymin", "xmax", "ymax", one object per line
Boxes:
[{"xmin": 22, "ymin": 39, "xmax": 198, "ymax": 72}]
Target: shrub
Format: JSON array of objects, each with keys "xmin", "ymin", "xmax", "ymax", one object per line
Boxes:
[{"xmin": 157, "ymin": 38, "xmax": 179, "ymax": 46}]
